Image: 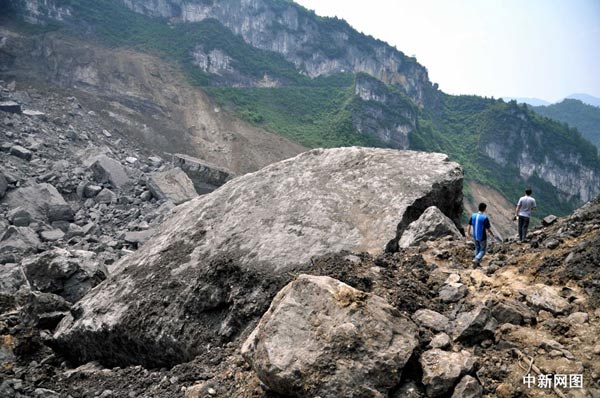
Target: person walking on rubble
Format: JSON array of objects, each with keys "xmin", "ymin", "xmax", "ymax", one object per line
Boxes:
[
  {"xmin": 515, "ymin": 188, "xmax": 537, "ymax": 242},
  {"xmin": 466, "ymin": 202, "xmax": 496, "ymax": 265}
]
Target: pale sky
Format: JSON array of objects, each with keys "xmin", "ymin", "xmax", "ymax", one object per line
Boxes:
[{"xmin": 294, "ymin": 0, "xmax": 600, "ymax": 102}]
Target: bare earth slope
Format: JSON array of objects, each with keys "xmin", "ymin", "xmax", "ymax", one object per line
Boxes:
[{"xmin": 0, "ymin": 26, "xmax": 305, "ymax": 175}]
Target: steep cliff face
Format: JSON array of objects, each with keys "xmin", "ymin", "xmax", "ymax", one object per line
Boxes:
[
  {"xmin": 4, "ymin": 0, "xmax": 600, "ymax": 216},
  {"xmin": 8, "ymin": 0, "xmax": 431, "ymax": 104},
  {"xmin": 479, "ymin": 105, "xmax": 600, "ymax": 203},
  {"xmin": 351, "ymin": 74, "xmax": 417, "ymax": 149}
]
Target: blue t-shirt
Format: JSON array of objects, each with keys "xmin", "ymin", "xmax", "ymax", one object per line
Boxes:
[{"xmin": 469, "ymin": 212, "xmax": 491, "ymax": 241}]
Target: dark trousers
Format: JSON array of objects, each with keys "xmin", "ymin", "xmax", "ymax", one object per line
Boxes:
[{"xmin": 518, "ymin": 216, "xmax": 530, "ymax": 242}]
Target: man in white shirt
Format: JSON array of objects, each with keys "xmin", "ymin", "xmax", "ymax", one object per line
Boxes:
[{"xmin": 515, "ymin": 188, "xmax": 537, "ymax": 242}]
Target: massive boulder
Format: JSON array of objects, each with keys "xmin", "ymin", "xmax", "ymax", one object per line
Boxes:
[
  {"xmin": 52, "ymin": 147, "xmax": 463, "ymax": 367},
  {"xmin": 241, "ymin": 275, "xmax": 419, "ymax": 398}
]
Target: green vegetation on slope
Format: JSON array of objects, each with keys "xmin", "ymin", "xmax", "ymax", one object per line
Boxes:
[
  {"xmin": 207, "ymin": 74, "xmax": 384, "ymax": 148},
  {"xmin": 411, "ymin": 95, "xmax": 599, "ymax": 217},
  {"xmin": 7, "ymin": 0, "xmax": 599, "ymax": 218},
  {"xmin": 532, "ymin": 99, "xmax": 600, "ymax": 149}
]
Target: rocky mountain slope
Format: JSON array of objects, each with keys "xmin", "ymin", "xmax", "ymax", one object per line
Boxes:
[
  {"xmin": 2, "ymin": 0, "xmax": 600, "ymax": 220},
  {"xmin": 531, "ymin": 99, "xmax": 600, "ymax": 149},
  {"xmin": 1, "ymin": 127, "xmax": 599, "ymax": 396}
]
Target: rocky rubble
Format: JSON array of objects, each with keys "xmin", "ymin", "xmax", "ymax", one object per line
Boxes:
[{"xmin": 1, "ymin": 81, "xmax": 600, "ymax": 398}]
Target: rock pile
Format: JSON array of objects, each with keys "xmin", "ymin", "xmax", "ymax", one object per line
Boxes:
[{"xmin": 1, "ymin": 81, "xmax": 600, "ymax": 398}]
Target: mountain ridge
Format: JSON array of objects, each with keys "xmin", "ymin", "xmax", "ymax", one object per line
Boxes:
[{"xmin": 3, "ymin": 0, "xmax": 600, "ymax": 221}]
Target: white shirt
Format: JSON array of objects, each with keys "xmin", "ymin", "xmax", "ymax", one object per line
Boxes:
[{"xmin": 517, "ymin": 195, "xmax": 537, "ymax": 217}]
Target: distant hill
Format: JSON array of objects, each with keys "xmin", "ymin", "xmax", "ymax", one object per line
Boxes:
[
  {"xmin": 501, "ymin": 97, "xmax": 551, "ymax": 106},
  {"xmin": 531, "ymin": 99, "xmax": 600, "ymax": 149},
  {"xmin": 566, "ymin": 93, "xmax": 600, "ymax": 108}
]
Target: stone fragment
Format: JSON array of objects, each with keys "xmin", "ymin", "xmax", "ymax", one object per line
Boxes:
[
  {"xmin": 439, "ymin": 282, "xmax": 467, "ymax": 303},
  {"xmin": 451, "ymin": 375, "xmax": 483, "ymax": 398},
  {"xmin": 47, "ymin": 203, "xmax": 74, "ymax": 223},
  {"xmin": 451, "ymin": 305, "xmax": 497, "ymax": 343},
  {"xmin": 147, "ymin": 167, "xmax": 198, "ymax": 205},
  {"xmin": 242, "ymin": 275, "xmax": 419, "ymax": 398},
  {"xmin": 544, "ymin": 238, "xmax": 560, "ymax": 249},
  {"xmin": 542, "ymin": 215, "xmax": 558, "ymax": 226},
  {"xmin": 399, "ymin": 206, "xmax": 462, "ymax": 248},
  {"xmin": 3, "ymin": 183, "xmax": 67, "ymax": 223},
  {"xmin": 9, "ymin": 145, "xmax": 33, "ymax": 160},
  {"xmin": 487, "ymin": 297, "xmax": 535, "ymax": 325},
  {"xmin": 0, "ymin": 101, "xmax": 22, "ymax": 113},
  {"xmin": 22, "ymin": 248, "xmax": 107, "ymax": 303},
  {"xmin": 0, "ymin": 172, "xmax": 7, "ymax": 198},
  {"xmin": 524, "ymin": 284, "xmax": 571, "ymax": 315},
  {"xmin": 412, "ymin": 309, "xmax": 450, "ymax": 332},
  {"xmin": 420, "ymin": 349, "xmax": 476, "ymax": 397},
  {"xmin": 123, "ymin": 229, "xmax": 155, "ymax": 246},
  {"xmin": 40, "ymin": 229, "xmax": 65, "ymax": 242},
  {"xmin": 95, "ymin": 188, "xmax": 117, "ymax": 204},
  {"xmin": 429, "ymin": 333, "xmax": 451, "ymax": 349},
  {"xmin": 0, "ymin": 226, "xmax": 41, "ymax": 254},
  {"xmin": 24, "ymin": 291, "xmax": 72, "ymax": 329},
  {"xmin": 22, "ymin": 109, "xmax": 46, "ymax": 118},
  {"xmin": 7, "ymin": 207, "xmax": 33, "ymax": 227},
  {"xmin": 0, "ymin": 262, "xmax": 30, "ymax": 299},
  {"xmin": 90, "ymin": 155, "xmax": 130, "ymax": 188},
  {"xmin": 173, "ymin": 153, "xmax": 234, "ymax": 194}
]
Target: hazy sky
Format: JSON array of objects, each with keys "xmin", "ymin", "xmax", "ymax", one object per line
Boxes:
[{"xmin": 294, "ymin": 0, "xmax": 600, "ymax": 102}]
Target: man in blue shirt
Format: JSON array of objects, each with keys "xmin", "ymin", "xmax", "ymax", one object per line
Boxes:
[
  {"xmin": 515, "ymin": 188, "xmax": 537, "ymax": 243},
  {"xmin": 466, "ymin": 202, "xmax": 496, "ymax": 265}
]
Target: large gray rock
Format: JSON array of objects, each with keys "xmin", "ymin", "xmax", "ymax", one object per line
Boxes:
[
  {"xmin": 241, "ymin": 275, "xmax": 419, "ymax": 398},
  {"xmin": 450, "ymin": 305, "xmax": 497, "ymax": 343},
  {"xmin": 3, "ymin": 183, "xmax": 67, "ymax": 223},
  {"xmin": 0, "ymin": 226, "xmax": 42, "ymax": 254},
  {"xmin": 420, "ymin": 349, "xmax": 476, "ymax": 397},
  {"xmin": 173, "ymin": 153, "xmax": 234, "ymax": 194},
  {"xmin": 0, "ymin": 100, "xmax": 22, "ymax": 114},
  {"xmin": 412, "ymin": 309, "xmax": 450, "ymax": 332},
  {"xmin": 7, "ymin": 207, "xmax": 33, "ymax": 227},
  {"xmin": 147, "ymin": 167, "xmax": 198, "ymax": 205},
  {"xmin": 524, "ymin": 284, "xmax": 571, "ymax": 315},
  {"xmin": 0, "ymin": 262, "xmax": 30, "ymax": 313},
  {"xmin": 487, "ymin": 297, "xmax": 535, "ymax": 325},
  {"xmin": 22, "ymin": 248, "xmax": 108, "ymax": 303},
  {"xmin": 90, "ymin": 155, "xmax": 130, "ymax": 188},
  {"xmin": 9, "ymin": 145, "xmax": 33, "ymax": 161},
  {"xmin": 399, "ymin": 206, "xmax": 463, "ymax": 248},
  {"xmin": 52, "ymin": 148, "xmax": 462, "ymax": 367}
]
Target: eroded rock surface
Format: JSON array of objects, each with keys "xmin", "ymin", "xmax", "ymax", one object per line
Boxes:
[
  {"xmin": 52, "ymin": 147, "xmax": 462, "ymax": 367},
  {"xmin": 241, "ymin": 274, "xmax": 419, "ymax": 398}
]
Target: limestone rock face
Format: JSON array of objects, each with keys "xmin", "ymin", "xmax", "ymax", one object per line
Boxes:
[
  {"xmin": 399, "ymin": 206, "xmax": 463, "ymax": 248},
  {"xmin": 241, "ymin": 275, "xmax": 419, "ymax": 398},
  {"xmin": 52, "ymin": 147, "xmax": 462, "ymax": 367}
]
